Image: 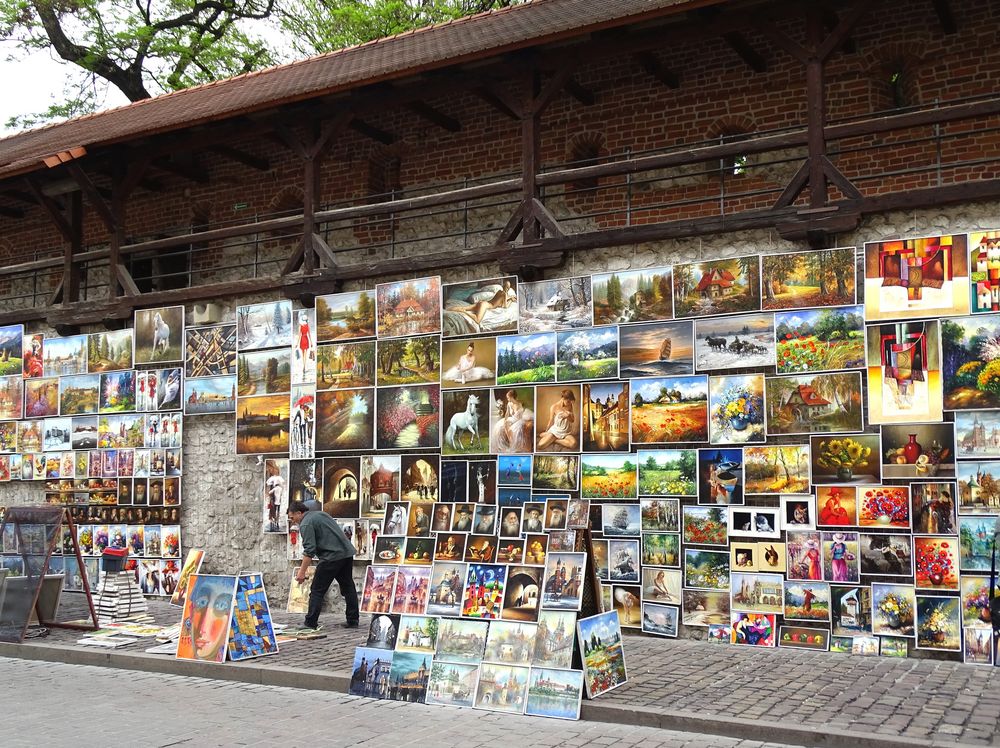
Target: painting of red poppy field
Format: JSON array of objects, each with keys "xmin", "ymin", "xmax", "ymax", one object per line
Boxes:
[{"xmin": 774, "ymin": 306, "xmax": 865, "ymax": 374}]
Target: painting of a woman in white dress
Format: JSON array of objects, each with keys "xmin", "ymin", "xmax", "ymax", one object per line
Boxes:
[
  {"xmin": 441, "ymin": 339, "xmax": 496, "ymax": 388},
  {"xmin": 490, "ymin": 388, "xmax": 535, "ymax": 454},
  {"xmin": 535, "ymin": 386, "xmax": 581, "ymax": 453}
]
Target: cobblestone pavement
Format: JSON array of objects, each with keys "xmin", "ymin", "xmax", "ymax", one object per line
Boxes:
[
  {"xmin": 0, "ymin": 657, "xmax": 806, "ymax": 748},
  {"xmin": 19, "ymin": 599, "xmax": 1000, "ymax": 746}
]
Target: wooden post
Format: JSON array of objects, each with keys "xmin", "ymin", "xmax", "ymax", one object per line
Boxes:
[
  {"xmin": 805, "ymin": 5, "xmax": 827, "ymax": 209},
  {"xmin": 303, "ymin": 152, "xmax": 318, "ymax": 275},
  {"xmin": 64, "ymin": 191, "xmax": 82, "ymax": 304},
  {"xmin": 521, "ymin": 67, "xmax": 542, "ymax": 243}
]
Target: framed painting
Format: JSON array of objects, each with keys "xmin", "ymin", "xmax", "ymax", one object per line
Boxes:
[
  {"xmin": 534, "ymin": 384, "xmax": 581, "ymax": 453},
  {"xmin": 681, "ymin": 589, "xmax": 731, "ymax": 627},
  {"xmin": 236, "ymin": 349, "xmax": 291, "ymax": 396},
  {"xmin": 183, "ymin": 375, "xmax": 236, "ymax": 415},
  {"xmin": 24, "ymin": 377, "xmax": 59, "ymax": 418},
  {"xmin": 441, "ymin": 389, "xmax": 489, "ymax": 456},
  {"xmin": 630, "ymin": 375, "xmax": 709, "ymax": 445},
  {"xmin": 556, "ymin": 326, "xmax": 618, "ymax": 382},
  {"xmin": 955, "ymin": 410, "xmax": 1000, "ymax": 457},
  {"xmin": 517, "ymin": 276, "xmax": 593, "ymax": 333},
  {"xmin": 640, "ymin": 602, "xmax": 679, "ymax": 638},
  {"xmin": 683, "ymin": 548, "xmax": 729, "ymax": 591},
  {"xmin": 0, "ymin": 375, "xmax": 23, "ymax": 420},
  {"xmin": 783, "ymin": 580, "xmax": 831, "ymax": 622},
  {"xmin": 864, "ymin": 234, "xmax": 969, "ymax": 321},
  {"xmin": 774, "ymin": 305, "xmax": 866, "ymax": 374},
  {"xmin": 593, "ymin": 266, "xmax": 673, "ymax": 325},
  {"xmin": 697, "ymin": 448, "xmax": 743, "ymax": 505},
  {"xmin": 134, "ymin": 305, "xmax": 185, "ymax": 364},
  {"xmin": 235, "ymin": 394, "xmax": 290, "ymax": 455},
  {"xmin": 778, "ymin": 625, "xmax": 830, "ymax": 651},
  {"xmin": 375, "ymin": 276, "xmax": 442, "ymax": 339},
  {"xmin": 761, "ymin": 247, "xmax": 857, "ymax": 311},
  {"xmin": 970, "ymin": 230, "xmax": 1000, "ymax": 314},
  {"xmin": 316, "ymin": 290, "xmax": 376, "ymax": 342},
  {"xmin": 728, "ymin": 507, "xmax": 780, "ymax": 539},
  {"xmin": 176, "ymin": 574, "xmax": 237, "ymax": 663},
  {"xmin": 618, "ymin": 320, "xmax": 693, "ymax": 378},
  {"xmin": 731, "ymin": 612, "xmax": 776, "ymax": 647},
  {"xmin": 731, "ymin": 572, "xmax": 784, "ymax": 613},
  {"xmin": 43, "ymin": 334, "xmax": 87, "ymax": 376},
  {"xmin": 576, "ymin": 611, "xmax": 627, "ymax": 697},
  {"xmin": 910, "ymin": 481, "xmax": 957, "ymax": 535},
  {"xmin": 316, "ymin": 341, "xmax": 375, "ymax": 391},
  {"xmin": 857, "ymin": 486, "xmax": 911, "ymax": 529},
  {"xmin": 496, "ymin": 332, "xmax": 556, "ymax": 385},
  {"xmin": 682, "ymin": 506, "xmax": 728, "ymax": 546},
  {"xmin": 313, "ymin": 388, "xmax": 374, "ymax": 451},
  {"xmin": 743, "ymin": 445, "xmax": 810, "ymax": 495},
  {"xmin": 780, "ymin": 495, "xmax": 816, "ymax": 531},
  {"xmin": 866, "ymin": 320, "xmax": 942, "ymax": 423},
  {"xmin": 765, "ymin": 372, "xmax": 863, "ymax": 436},
  {"xmin": 942, "ymin": 314, "xmax": 1000, "ymax": 411},
  {"xmin": 524, "ymin": 667, "xmax": 583, "ymax": 721},
  {"xmin": 881, "ymin": 423, "xmax": 955, "ymax": 480},
  {"xmin": 672, "ymin": 256, "xmax": 761, "ymax": 319},
  {"xmin": 915, "ymin": 595, "xmax": 962, "ymax": 651},
  {"xmin": 821, "ymin": 531, "xmax": 860, "ymax": 583},
  {"xmin": 959, "ymin": 516, "xmax": 996, "ymax": 572},
  {"xmin": 858, "ymin": 533, "xmax": 912, "ymax": 577},
  {"xmin": 831, "ymin": 585, "xmax": 872, "ymax": 637},
  {"xmin": 580, "ymin": 453, "xmax": 637, "ymax": 499},
  {"xmin": 957, "ymin": 461, "xmax": 1000, "ymax": 513},
  {"xmin": 694, "ymin": 313, "xmax": 775, "ymax": 371},
  {"xmin": 914, "ymin": 535, "xmax": 960, "ymax": 590},
  {"xmin": 708, "ymin": 374, "xmax": 764, "ymax": 445},
  {"xmin": 531, "ymin": 454, "xmax": 579, "ymax": 493},
  {"xmin": 441, "ymin": 276, "xmax": 518, "ymax": 338},
  {"xmin": 640, "ymin": 498, "xmax": 679, "ymax": 532}
]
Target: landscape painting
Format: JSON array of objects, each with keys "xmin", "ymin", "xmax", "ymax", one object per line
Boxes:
[
  {"xmin": 88, "ymin": 329, "xmax": 132, "ymax": 372},
  {"xmin": 618, "ymin": 320, "xmax": 693, "ymax": 378},
  {"xmin": 694, "ymin": 313, "xmax": 775, "ymax": 371},
  {"xmin": 22, "ymin": 377, "xmax": 57, "ymax": 419},
  {"xmin": 0, "ymin": 375, "xmax": 22, "ymax": 420},
  {"xmin": 956, "ymin": 410, "xmax": 1000, "ymax": 457},
  {"xmin": 592, "ymin": 266, "xmax": 673, "ymax": 325},
  {"xmin": 98, "ymin": 370, "xmax": 136, "ymax": 413},
  {"xmin": 0, "ymin": 324, "xmax": 22, "ymax": 376},
  {"xmin": 378, "ymin": 335, "xmax": 440, "ymax": 386},
  {"xmin": 761, "ymin": 247, "xmax": 856, "ymax": 310},
  {"xmin": 441, "ymin": 276, "xmax": 518, "ymax": 338},
  {"xmin": 867, "ymin": 320, "xmax": 942, "ymax": 423},
  {"xmin": 764, "ymin": 372, "xmax": 864, "ymax": 436},
  {"xmin": 629, "ymin": 375, "xmax": 709, "ymax": 445},
  {"xmin": 518, "ymin": 276, "xmax": 593, "ymax": 333},
  {"xmin": 134, "ymin": 305, "xmax": 184, "ymax": 364},
  {"xmin": 376, "ymin": 384, "xmax": 440, "ymax": 450},
  {"xmin": 580, "ymin": 453, "xmax": 637, "ymax": 499},
  {"xmin": 942, "ymin": 314, "xmax": 1000, "ymax": 410},
  {"xmin": 316, "ymin": 341, "xmax": 376, "ymax": 390},
  {"xmin": 582, "ymin": 382, "xmax": 629, "ymax": 452},
  {"xmin": 59, "ymin": 374, "xmax": 100, "ymax": 416},
  {"xmin": 376, "ymin": 276, "xmax": 442, "ymax": 339},
  {"xmin": 864, "ymin": 234, "xmax": 969, "ymax": 321},
  {"xmin": 556, "ymin": 326, "xmax": 618, "ymax": 382},
  {"xmin": 496, "ymin": 333, "xmax": 556, "ymax": 385},
  {"xmin": 43, "ymin": 334, "xmax": 87, "ymax": 376},
  {"xmin": 743, "ymin": 446, "xmax": 810, "ymax": 494},
  {"xmin": 236, "ymin": 300, "xmax": 293, "ymax": 351},
  {"xmin": 316, "ymin": 290, "xmax": 376, "ymax": 341},
  {"xmin": 774, "ymin": 305, "xmax": 865, "ymax": 374},
  {"xmin": 315, "ymin": 388, "xmax": 374, "ymax": 451},
  {"xmin": 637, "ymin": 449, "xmax": 696, "ymax": 497},
  {"xmin": 237, "ymin": 349, "xmax": 291, "ymax": 396},
  {"xmin": 672, "ymin": 256, "xmax": 761, "ymax": 319},
  {"xmin": 235, "ymin": 393, "xmax": 290, "ymax": 455},
  {"xmin": 184, "ymin": 376, "xmax": 237, "ymax": 415}
]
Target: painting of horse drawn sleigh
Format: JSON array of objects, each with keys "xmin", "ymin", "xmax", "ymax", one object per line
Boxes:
[{"xmin": 694, "ymin": 314, "xmax": 775, "ymax": 371}]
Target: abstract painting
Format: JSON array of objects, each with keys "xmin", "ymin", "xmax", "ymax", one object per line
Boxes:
[
  {"xmin": 864, "ymin": 234, "xmax": 969, "ymax": 321},
  {"xmin": 866, "ymin": 320, "xmax": 942, "ymax": 423}
]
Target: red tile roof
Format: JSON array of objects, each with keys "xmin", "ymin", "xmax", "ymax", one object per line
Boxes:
[
  {"xmin": 0, "ymin": 0, "xmax": 710, "ymax": 182},
  {"xmin": 694, "ymin": 268, "xmax": 736, "ymax": 292},
  {"xmin": 795, "ymin": 385, "xmax": 830, "ymax": 407}
]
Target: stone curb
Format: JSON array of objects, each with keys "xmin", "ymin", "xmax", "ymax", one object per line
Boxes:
[{"xmin": 0, "ymin": 641, "xmax": 973, "ymax": 748}]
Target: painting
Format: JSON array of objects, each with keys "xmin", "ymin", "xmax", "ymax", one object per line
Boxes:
[
  {"xmin": 24, "ymin": 377, "xmax": 59, "ymax": 418},
  {"xmin": 682, "ymin": 506, "xmax": 728, "ymax": 546},
  {"xmin": 630, "ymin": 375, "xmax": 708, "ymax": 444},
  {"xmin": 970, "ymin": 230, "xmax": 1000, "ymax": 313},
  {"xmin": 316, "ymin": 341, "xmax": 376, "ymax": 390},
  {"xmin": 959, "ymin": 516, "xmax": 996, "ymax": 572},
  {"xmin": 618, "ymin": 320, "xmax": 693, "ymax": 378},
  {"xmin": 349, "ymin": 646, "xmax": 393, "ymax": 699},
  {"xmin": 683, "ymin": 548, "xmax": 729, "ymax": 590},
  {"xmin": 43, "ymin": 334, "xmax": 87, "ymax": 376},
  {"xmin": 673, "ymin": 256, "xmax": 761, "ymax": 319},
  {"xmin": 176, "ymin": 574, "xmax": 237, "ymax": 663},
  {"xmin": 731, "ymin": 612, "xmax": 776, "ymax": 647},
  {"xmin": 376, "ymin": 385, "xmax": 439, "ymax": 450},
  {"xmin": 641, "ymin": 533, "xmax": 680, "ymax": 568},
  {"xmin": 743, "ymin": 446, "xmax": 810, "ymax": 494},
  {"xmin": 169, "ymin": 549, "xmax": 205, "ymax": 608},
  {"xmin": 87, "ymin": 329, "xmax": 132, "ymax": 372},
  {"xmin": 956, "ymin": 410, "xmax": 1000, "ymax": 457},
  {"xmin": 867, "ymin": 320, "xmax": 942, "ymax": 423},
  {"xmin": 226, "ymin": 573, "xmax": 278, "ymax": 661},
  {"xmin": 482, "ymin": 620, "xmax": 537, "ymax": 664},
  {"xmin": 681, "ymin": 589, "xmax": 730, "ymax": 627},
  {"xmin": 134, "ymin": 305, "xmax": 184, "ymax": 364},
  {"xmin": 400, "ymin": 455, "xmax": 438, "ymax": 501},
  {"xmin": 235, "ymin": 393, "xmax": 290, "ymax": 455},
  {"xmin": 709, "ymin": 374, "xmax": 764, "ymax": 445},
  {"xmin": 641, "ymin": 566, "xmax": 681, "ymax": 603},
  {"xmin": 556, "ymin": 326, "xmax": 618, "ymax": 382},
  {"xmin": 882, "ymin": 424, "xmax": 955, "ymax": 482},
  {"xmin": 778, "ymin": 625, "xmax": 829, "ymax": 651},
  {"xmin": 601, "ymin": 504, "xmax": 640, "ymax": 537},
  {"xmin": 395, "ymin": 616, "xmax": 437, "ymax": 655},
  {"xmin": 731, "ymin": 572, "xmax": 784, "ymax": 613},
  {"xmin": 640, "ymin": 601, "xmax": 679, "ymax": 638},
  {"xmin": 425, "ymin": 661, "xmax": 478, "ymax": 708},
  {"xmin": 501, "ymin": 565, "xmax": 542, "ymax": 622},
  {"xmin": 774, "ymin": 306, "xmax": 865, "ymax": 374},
  {"xmin": 237, "ymin": 349, "xmax": 291, "ymax": 396},
  {"xmin": 433, "ymin": 616, "xmax": 486, "ymax": 661},
  {"xmin": 761, "ymin": 247, "xmax": 857, "ymax": 310},
  {"xmin": 857, "ymin": 486, "xmax": 911, "ymax": 529},
  {"xmin": 779, "ymin": 495, "xmax": 815, "ymax": 531},
  {"xmin": 814, "ymin": 486, "xmax": 857, "ymax": 527},
  {"xmin": 518, "ymin": 276, "xmax": 593, "ymax": 333},
  {"xmin": 440, "ymin": 390, "xmax": 490, "ymax": 457},
  {"xmin": 576, "ymin": 611, "xmax": 627, "ymax": 697},
  {"xmin": 694, "ymin": 313, "xmax": 775, "ymax": 371},
  {"xmin": 957, "ymin": 461, "xmax": 1000, "ymax": 513},
  {"xmin": 593, "ymin": 266, "xmax": 673, "ymax": 325},
  {"xmin": 729, "ymin": 507, "xmax": 780, "ymax": 539},
  {"xmin": 864, "ymin": 234, "xmax": 969, "ymax": 320},
  {"xmin": 58, "ymin": 374, "xmax": 99, "ymax": 416},
  {"xmin": 533, "ymin": 384, "xmax": 580, "ymax": 453},
  {"xmin": 914, "ymin": 535, "xmax": 960, "ymax": 590},
  {"xmin": 541, "ymin": 552, "xmax": 586, "ymax": 611},
  {"xmin": 323, "ymin": 457, "xmax": 361, "ymax": 518},
  {"xmin": 641, "ymin": 498, "xmax": 679, "ymax": 533},
  {"xmin": 529, "ymin": 454, "xmax": 578, "ymax": 492},
  {"xmin": 915, "ymin": 595, "xmax": 961, "ymax": 651},
  {"xmin": 261, "ymin": 458, "xmax": 289, "ymax": 533},
  {"xmin": 183, "ymin": 375, "xmax": 237, "ymax": 415},
  {"xmin": 961, "ymin": 576, "xmax": 999, "ymax": 628},
  {"xmin": 289, "ymin": 308, "xmax": 316, "ymax": 386},
  {"xmin": 0, "ymin": 324, "xmax": 22, "ymax": 376},
  {"xmin": 474, "ymin": 662, "xmax": 528, "ymax": 713},
  {"xmin": 22, "ymin": 332, "xmax": 43, "ymax": 378},
  {"xmin": 361, "ymin": 566, "xmax": 398, "ymax": 614},
  {"xmin": 964, "ymin": 627, "xmax": 994, "ymax": 665},
  {"xmin": 730, "ymin": 542, "xmax": 757, "ymax": 572},
  {"xmin": 0, "ymin": 376, "xmax": 22, "ymax": 421},
  {"xmin": 785, "ymin": 530, "xmax": 822, "ymax": 581},
  {"xmin": 376, "ymin": 276, "xmax": 442, "ymax": 339},
  {"xmin": 580, "ymin": 453, "xmax": 636, "ymax": 499},
  {"xmin": 442, "ymin": 276, "xmax": 518, "ymax": 337},
  {"xmin": 467, "ymin": 459, "xmax": 496, "ymax": 503},
  {"xmin": 783, "ymin": 580, "xmax": 830, "ymax": 622},
  {"xmin": 830, "ymin": 585, "xmax": 871, "ymax": 637},
  {"xmin": 461, "ymin": 563, "xmax": 506, "ymax": 619},
  {"xmin": 524, "ymin": 666, "xmax": 583, "ymax": 720},
  {"xmin": 316, "ymin": 290, "xmax": 375, "ymax": 342},
  {"xmin": 858, "ymin": 533, "xmax": 912, "ymax": 577},
  {"xmin": 440, "ymin": 338, "xmax": 493, "ymax": 389},
  {"xmin": 880, "ymin": 637, "xmax": 908, "ymax": 658},
  {"xmin": 184, "ymin": 324, "xmax": 237, "ymax": 378},
  {"xmin": 496, "ymin": 333, "xmax": 556, "ymax": 385},
  {"xmin": 821, "ymin": 531, "xmax": 859, "ymax": 583},
  {"xmin": 375, "ymin": 336, "xmax": 440, "ymax": 388},
  {"xmin": 98, "ymin": 370, "xmax": 136, "ymax": 413},
  {"xmin": 581, "ymin": 382, "xmax": 628, "ymax": 452},
  {"xmin": 638, "ymin": 449, "xmax": 696, "ymax": 497},
  {"xmin": 387, "ymin": 651, "xmax": 433, "ymax": 703},
  {"xmin": 765, "ymin": 372, "xmax": 863, "ymax": 437},
  {"xmin": 810, "ymin": 435, "xmax": 880, "ymax": 485}
]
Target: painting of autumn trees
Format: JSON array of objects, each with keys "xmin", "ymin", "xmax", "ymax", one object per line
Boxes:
[{"xmin": 761, "ymin": 247, "xmax": 856, "ymax": 311}]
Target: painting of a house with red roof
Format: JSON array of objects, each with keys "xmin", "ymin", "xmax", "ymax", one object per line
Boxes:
[
  {"xmin": 672, "ymin": 257, "xmax": 761, "ymax": 318},
  {"xmin": 376, "ymin": 276, "xmax": 442, "ymax": 339},
  {"xmin": 764, "ymin": 372, "xmax": 864, "ymax": 436}
]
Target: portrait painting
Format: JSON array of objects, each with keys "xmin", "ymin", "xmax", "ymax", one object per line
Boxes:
[{"xmin": 176, "ymin": 574, "xmax": 237, "ymax": 663}]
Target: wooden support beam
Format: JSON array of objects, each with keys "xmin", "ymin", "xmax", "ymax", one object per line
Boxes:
[
  {"xmin": 63, "ymin": 190, "xmax": 82, "ymax": 305},
  {"xmin": 805, "ymin": 7, "xmax": 827, "ymax": 209},
  {"xmin": 932, "ymin": 0, "xmax": 957, "ymax": 34},
  {"xmin": 150, "ymin": 157, "xmax": 209, "ymax": 184},
  {"xmin": 533, "ymin": 63, "xmax": 575, "ymax": 116},
  {"xmin": 1, "ymin": 189, "xmax": 38, "ymax": 205},
  {"xmin": 563, "ymin": 78, "xmax": 596, "ymax": 107},
  {"xmin": 634, "ymin": 52, "xmax": 680, "ymax": 89},
  {"xmin": 821, "ymin": 8, "xmax": 856, "ymax": 54},
  {"xmin": 772, "ymin": 160, "xmax": 810, "ymax": 208},
  {"xmin": 722, "ymin": 32, "xmax": 768, "ymax": 73},
  {"xmin": 472, "ymin": 86, "xmax": 521, "ymax": 120},
  {"xmin": 116, "ymin": 264, "xmax": 141, "ymax": 297},
  {"xmin": 522, "ymin": 70, "xmax": 542, "ymax": 243},
  {"xmin": 404, "ymin": 101, "xmax": 461, "ymax": 132},
  {"xmin": 0, "ymin": 205, "xmax": 23, "ymax": 219},
  {"xmin": 24, "ymin": 178, "xmax": 73, "ymax": 242},
  {"xmin": 65, "ymin": 162, "xmax": 116, "ymax": 233},
  {"xmin": 531, "ymin": 198, "xmax": 565, "ymax": 238},
  {"xmin": 349, "ymin": 118, "xmax": 395, "ymax": 145},
  {"xmin": 311, "ymin": 234, "xmax": 339, "ymax": 269},
  {"xmin": 209, "ymin": 145, "xmax": 271, "ymax": 171}
]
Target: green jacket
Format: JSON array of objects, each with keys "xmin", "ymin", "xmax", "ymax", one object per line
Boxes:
[{"xmin": 299, "ymin": 511, "xmax": 357, "ymax": 562}]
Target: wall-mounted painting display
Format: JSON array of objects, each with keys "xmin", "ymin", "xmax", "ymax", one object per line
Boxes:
[
  {"xmin": 495, "ymin": 333, "xmax": 556, "ymax": 385},
  {"xmin": 85, "ymin": 329, "xmax": 132, "ymax": 374},
  {"xmin": 236, "ymin": 300, "xmax": 293, "ymax": 352},
  {"xmin": 316, "ymin": 341, "xmax": 375, "ymax": 390},
  {"xmin": 636, "ymin": 449, "xmax": 695, "ymax": 497},
  {"xmin": 731, "ymin": 612, "xmax": 776, "ymax": 647},
  {"xmin": 697, "ymin": 448, "xmax": 742, "ymax": 505},
  {"xmin": 914, "ymin": 535, "xmax": 960, "ymax": 590},
  {"xmin": 761, "ymin": 247, "xmax": 857, "ymax": 311},
  {"xmin": 774, "ymin": 306, "xmax": 865, "ymax": 375},
  {"xmin": 915, "ymin": 595, "xmax": 961, "ymax": 652},
  {"xmin": 630, "ymin": 375, "xmax": 708, "ymax": 445},
  {"xmin": 534, "ymin": 385, "xmax": 581, "ymax": 453},
  {"xmin": 871, "ymin": 583, "xmax": 915, "ymax": 637},
  {"xmin": 375, "ymin": 276, "xmax": 442, "ymax": 339},
  {"xmin": 0, "ymin": 324, "xmax": 22, "ymax": 376},
  {"xmin": 290, "ymin": 308, "xmax": 316, "ymax": 386},
  {"xmin": 969, "ymin": 230, "xmax": 1000, "ymax": 314},
  {"xmin": 375, "ymin": 385, "xmax": 438, "ymax": 450},
  {"xmin": 857, "ymin": 486, "xmax": 911, "ymax": 529},
  {"xmin": 235, "ymin": 393, "xmax": 289, "ymax": 455},
  {"xmin": 821, "ymin": 531, "xmax": 860, "ymax": 583},
  {"xmin": 488, "ymin": 386, "xmax": 535, "ymax": 455},
  {"xmin": 23, "ymin": 377, "xmax": 58, "ymax": 418},
  {"xmin": 442, "ymin": 389, "xmax": 489, "ymax": 456},
  {"xmin": 98, "ymin": 370, "xmax": 136, "ymax": 414},
  {"xmin": 43, "ymin": 334, "xmax": 87, "ymax": 376},
  {"xmin": 858, "ymin": 533, "xmax": 912, "ymax": 577},
  {"xmin": 237, "ymin": 349, "xmax": 291, "ymax": 397},
  {"xmin": 709, "ymin": 374, "xmax": 764, "ymax": 445},
  {"xmin": 134, "ymin": 306, "xmax": 184, "ymax": 365},
  {"xmin": 185, "ymin": 324, "xmax": 237, "ymax": 378},
  {"xmin": 743, "ymin": 446, "xmax": 810, "ymax": 495},
  {"xmin": 810, "ymin": 435, "xmax": 879, "ymax": 485},
  {"xmin": 681, "ymin": 588, "xmax": 730, "ymax": 627},
  {"xmin": 673, "ymin": 256, "xmax": 760, "ymax": 319},
  {"xmin": 880, "ymin": 423, "xmax": 955, "ymax": 479},
  {"xmin": 955, "ymin": 411, "xmax": 1000, "ymax": 457},
  {"xmin": 556, "ymin": 326, "xmax": 618, "ymax": 382},
  {"xmin": 441, "ymin": 276, "xmax": 518, "ymax": 337},
  {"xmin": 618, "ymin": 320, "xmax": 693, "ymax": 379},
  {"xmin": 910, "ymin": 482, "xmax": 956, "ymax": 535},
  {"xmin": 864, "ymin": 234, "xmax": 969, "ymax": 321},
  {"xmin": 378, "ymin": 335, "xmax": 441, "ymax": 387},
  {"xmin": 183, "ymin": 375, "xmax": 236, "ymax": 416},
  {"xmin": 942, "ymin": 314, "xmax": 1000, "ymax": 411},
  {"xmin": 580, "ymin": 453, "xmax": 637, "ymax": 499},
  {"xmin": 0, "ymin": 375, "xmax": 22, "ymax": 420},
  {"xmin": 765, "ymin": 372, "xmax": 863, "ymax": 436},
  {"xmin": 694, "ymin": 313, "xmax": 775, "ymax": 371},
  {"xmin": 316, "ymin": 290, "xmax": 376, "ymax": 342},
  {"xmin": 440, "ymin": 337, "xmax": 492, "ymax": 389},
  {"xmin": 582, "ymin": 382, "xmax": 629, "ymax": 452},
  {"xmin": 957, "ymin": 460, "xmax": 1000, "ymax": 513},
  {"xmin": 866, "ymin": 320, "xmax": 942, "ymax": 423},
  {"xmin": 518, "ymin": 276, "xmax": 593, "ymax": 333},
  {"xmin": 959, "ymin": 516, "xmax": 996, "ymax": 572},
  {"xmin": 592, "ymin": 267, "xmax": 673, "ymax": 325},
  {"xmin": 532, "ymin": 454, "xmax": 579, "ymax": 493},
  {"xmin": 59, "ymin": 374, "xmax": 100, "ymax": 416}
]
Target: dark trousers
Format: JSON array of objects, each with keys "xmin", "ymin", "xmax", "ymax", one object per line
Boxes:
[{"xmin": 305, "ymin": 557, "xmax": 359, "ymax": 627}]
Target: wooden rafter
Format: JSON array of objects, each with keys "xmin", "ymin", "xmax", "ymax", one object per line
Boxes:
[
  {"xmin": 349, "ymin": 118, "xmax": 395, "ymax": 145},
  {"xmin": 563, "ymin": 78, "xmax": 596, "ymax": 106},
  {"xmin": 634, "ymin": 51, "xmax": 680, "ymax": 89},
  {"xmin": 404, "ymin": 101, "xmax": 461, "ymax": 132},
  {"xmin": 723, "ymin": 31, "xmax": 768, "ymax": 72},
  {"xmin": 209, "ymin": 145, "xmax": 271, "ymax": 171},
  {"xmin": 150, "ymin": 156, "xmax": 209, "ymax": 184}
]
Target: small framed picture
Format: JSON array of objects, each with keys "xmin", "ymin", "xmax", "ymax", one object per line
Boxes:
[
  {"xmin": 728, "ymin": 506, "xmax": 781, "ymax": 538},
  {"xmin": 780, "ymin": 495, "xmax": 816, "ymax": 531}
]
